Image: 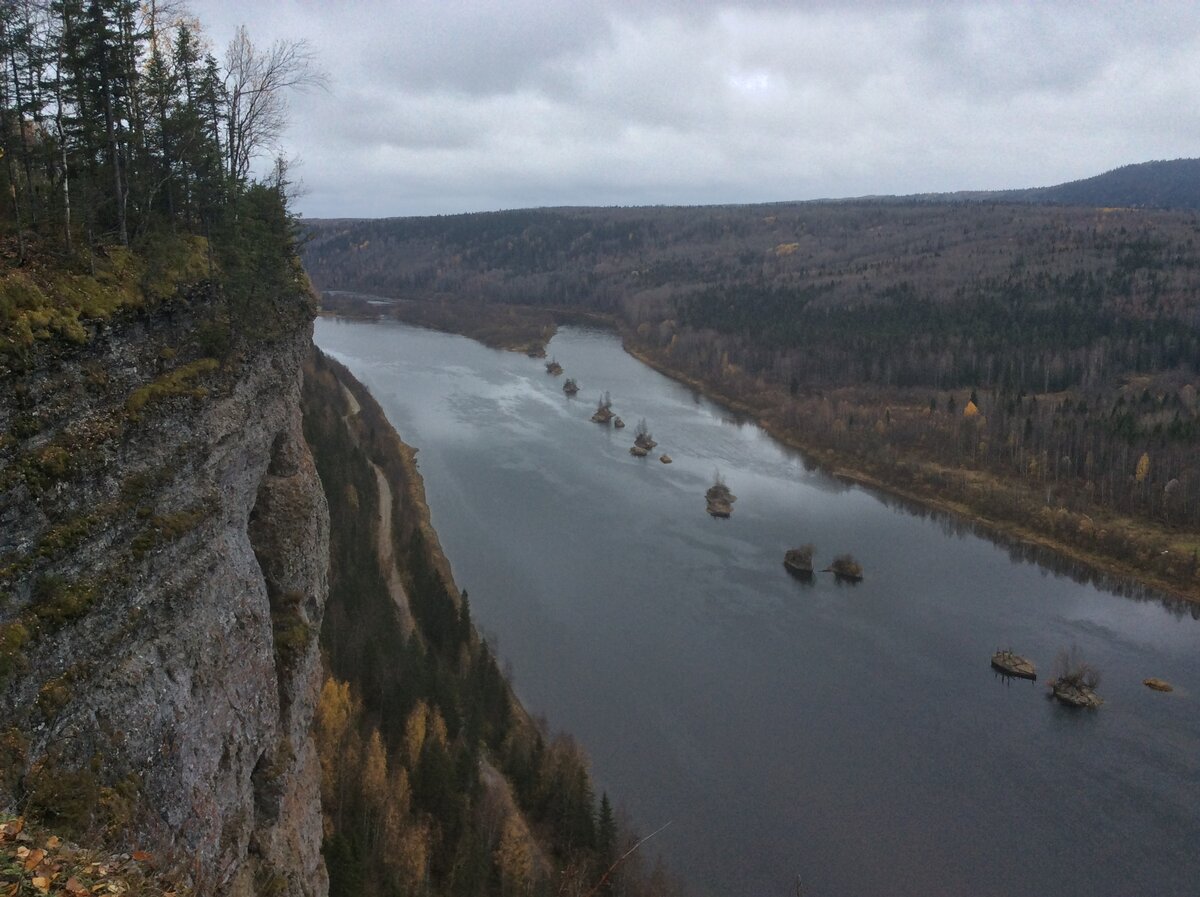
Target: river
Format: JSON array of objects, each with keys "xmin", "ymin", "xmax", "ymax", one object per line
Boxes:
[{"xmin": 315, "ymin": 317, "xmax": 1200, "ymax": 897}]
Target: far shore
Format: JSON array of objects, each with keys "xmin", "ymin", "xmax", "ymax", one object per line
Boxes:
[{"xmin": 318, "ymin": 300, "xmax": 1200, "ymax": 607}]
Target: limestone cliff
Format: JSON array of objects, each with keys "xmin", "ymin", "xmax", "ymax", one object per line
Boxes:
[{"xmin": 0, "ymin": 288, "xmax": 328, "ymax": 897}]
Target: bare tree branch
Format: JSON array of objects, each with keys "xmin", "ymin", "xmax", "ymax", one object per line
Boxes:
[{"xmin": 223, "ymin": 25, "xmax": 327, "ymax": 183}]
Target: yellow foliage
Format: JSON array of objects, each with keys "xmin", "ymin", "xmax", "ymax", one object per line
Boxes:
[
  {"xmin": 363, "ymin": 730, "xmax": 388, "ymax": 808},
  {"xmin": 390, "ymin": 821, "xmax": 429, "ymax": 892},
  {"xmin": 403, "ymin": 701, "xmax": 428, "ymax": 769},
  {"xmin": 1135, "ymin": 452, "xmax": 1150, "ymax": 483},
  {"xmin": 774, "ymin": 242, "xmax": 800, "ymax": 256},
  {"xmin": 494, "ymin": 814, "xmax": 534, "ymax": 896},
  {"xmin": 316, "ymin": 679, "xmax": 359, "ymax": 809},
  {"xmin": 963, "ymin": 400, "xmax": 979, "ymax": 417}
]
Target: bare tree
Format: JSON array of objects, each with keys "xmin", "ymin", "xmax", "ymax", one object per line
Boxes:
[
  {"xmin": 1053, "ymin": 646, "xmax": 1100, "ymax": 690},
  {"xmin": 223, "ymin": 25, "xmax": 326, "ymax": 183}
]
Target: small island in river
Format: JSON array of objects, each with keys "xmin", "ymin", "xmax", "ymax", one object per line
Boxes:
[
  {"xmin": 783, "ymin": 544, "xmax": 815, "ymax": 579},
  {"xmin": 991, "ymin": 650, "xmax": 1037, "ymax": 680},
  {"xmin": 591, "ymin": 391, "xmax": 616, "ymax": 424},
  {"xmin": 563, "ymin": 377, "xmax": 579, "ymax": 396},
  {"xmin": 824, "ymin": 553, "xmax": 863, "ymax": 582},
  {"xmin": 634, "ymin": 418, "xmax": 657, "ymax": 450},
  {"xmin": 545, "ymin": 358, "xmax": 563, "ymax": 375},
  {"xmin": 706, "ymin": 473, "xmax": 736, "ymax": 518},
  {"xmin": 1049, "ymin": 649, "xmax": 1103, "ymax": 708}
]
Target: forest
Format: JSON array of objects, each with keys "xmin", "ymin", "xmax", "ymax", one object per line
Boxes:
[
  {"xmin": 0, "ymin": 0, "xmax": 323, "ymax": 369},
  {"xmin": 2, "ymin": 4, "xmax": 681, "ymax": 894},
  {"xmin": 302, "ymin": 349, "xmax": 680, "ymax": 897},
  {"xmin": 302, "ymin": 196, "xmax": 1200, "ymax": 599}
]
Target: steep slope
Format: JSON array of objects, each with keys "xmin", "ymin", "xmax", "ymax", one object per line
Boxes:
[
  {"xmin": 0, "ymin": 277, "xmax": 328, "ymax": 895},
  {"xmin": 301, "ymin": 349, "xmax": 675, "ymax": 897}
]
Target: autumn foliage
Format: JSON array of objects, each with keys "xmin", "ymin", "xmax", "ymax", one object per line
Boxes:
[{"xmin": 303, "ymin": 351, "xmax": 682, "ymax": 896}]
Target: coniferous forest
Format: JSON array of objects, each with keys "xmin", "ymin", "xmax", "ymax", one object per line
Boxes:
[
  {"xmin": 302, "ymin": 350, "xmax": 681, "ymax": 897},
  {"xmin": 2, "ymin": 4, "xmax": 681, "ymax": 895},
  {"xmin": 0, "ymin": 0, "xmax": 322, "ymax": 369}
]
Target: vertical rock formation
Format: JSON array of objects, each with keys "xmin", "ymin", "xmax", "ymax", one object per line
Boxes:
[{"xmin": 0, "ymin": 293, "xmax": 328, "ymax": 896}]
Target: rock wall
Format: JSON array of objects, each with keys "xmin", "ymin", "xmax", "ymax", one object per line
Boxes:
[{"xmin": 0, "ymin": 294, "xmax": 328, "ymax": 896}]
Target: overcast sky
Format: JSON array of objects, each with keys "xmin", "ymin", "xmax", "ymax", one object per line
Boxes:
[{"xmin": 186, "ymin": 1, "xmax": 1200, "ymax": 219}]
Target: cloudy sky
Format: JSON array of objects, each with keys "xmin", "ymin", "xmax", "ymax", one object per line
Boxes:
[{"xmin": 187, "ymin": 0, "xmax": 1200, "ymax": 219}]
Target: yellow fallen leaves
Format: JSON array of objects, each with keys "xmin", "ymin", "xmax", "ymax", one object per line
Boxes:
[{"xmin": 0, "ymin": 816, "xmax": 183, "ymax": 896}]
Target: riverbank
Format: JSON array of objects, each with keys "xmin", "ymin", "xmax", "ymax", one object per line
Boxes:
[
  {"xmin": 312, "ymin": 314, "xmax": 1200, "ymax": 897},
  {"xmin": 316, "ymin": 301, "xmax": 1198, "ymax": 605},
  {"xmin": 620, "ymin": 335, "xmax": 1200, "ymax": 607}
]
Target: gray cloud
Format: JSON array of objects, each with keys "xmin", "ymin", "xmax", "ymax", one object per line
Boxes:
[{"xmin": 186, "ymin": 0, "xmax": 1200, "ymax": 216}]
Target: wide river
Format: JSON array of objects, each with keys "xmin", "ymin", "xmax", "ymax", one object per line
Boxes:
[{"xmin": 315, "ymin": 317, "xmax": 1199, "ymax": 897}]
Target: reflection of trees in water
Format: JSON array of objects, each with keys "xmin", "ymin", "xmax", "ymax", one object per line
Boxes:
[{"xmin": 871, "ymin": 491, "xmax": 1200, "ymax": 620}]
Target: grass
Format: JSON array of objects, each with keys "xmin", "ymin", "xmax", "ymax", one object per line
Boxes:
[
  {"xmin": 0, "ymin": 236, "xmax": 211, "ymax": 367},
  {"xmin": 125, "ymin": 358, "xmax": 220, "ymax": 419}
]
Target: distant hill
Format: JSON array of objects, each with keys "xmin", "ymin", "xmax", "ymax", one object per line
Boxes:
[{"xmin": 954, "ymin": 158, "xmax": 1200, "ymax": 210}]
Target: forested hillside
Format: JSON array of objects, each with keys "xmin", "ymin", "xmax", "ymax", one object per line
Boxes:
[
  {"xmin": 1, "ymin": 5, "xmax": 334, "ymax": 894},
  {"xmin": 302, "ymin": 350, "xmax": 679, "ymax": 897},
  {"xmin": 998, "ymin": 159, "xmax": 1200, "ymax": 210},
  {"xmin": 303, "ymin": 197, "xmax": 1200, "ymax": 599},
  {"xmin": 1, "ymin": 0, "xmax": 322, "ymax": 370}
]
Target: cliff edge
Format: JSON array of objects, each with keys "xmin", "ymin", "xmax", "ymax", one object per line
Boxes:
[{"xmin": 0, "ymin": 285, "xmax": 328, "ymax": 896}]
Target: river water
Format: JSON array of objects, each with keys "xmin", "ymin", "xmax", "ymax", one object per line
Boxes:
[{"xmin": 315, "ymin": 317, "xmax": 1200, "ymax": 897}]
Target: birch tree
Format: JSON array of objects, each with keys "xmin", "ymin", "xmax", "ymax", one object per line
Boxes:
[{"xmin": 223, "ymin": 25, "xmax": 324, "ymax": 184}]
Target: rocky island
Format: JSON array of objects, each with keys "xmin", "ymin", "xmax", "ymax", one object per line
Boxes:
[
  {"xmin": 563, "ymin": 377, "xmax": 579, "ymax": 395},
  {"xmin": 634, "ymin": 418, "xmax": 658, "ymax": 451},
  {"xmin": 706, "ymin": 473, "xmax": 737, "ymax": 518},
  {"xmin": 991, "ymin": 650, "xmax": 1037, "ymax": 680},
  {"xmin": 545, "ymin": 358, "xmax": 563, "ymax": 375},
  {"xmin": 591, "ymin": 391, "xmax": 616, "ymax": 424},
  {"xmin": 783, "ymin": 544, "xmax": 816, "ymax": 579},
  {"xmin": 825, "ymin": 553, "xmax": 864, "ymax": 582},
  {"xmin": 1049, "ymin": 649, "xmax": 1103, "ymax": 708}
]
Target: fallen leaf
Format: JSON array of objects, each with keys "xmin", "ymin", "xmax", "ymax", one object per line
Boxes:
[
  {"xmin": 31, "ymin": 877, "xmax": 50, "ymax": 894},
  {"xmin": 45, "ymin": 836, "xmax": 62, "ymax": 849},
  {"xmin": 65, "ymin": 878, "xmax": 88, "ymax": 897},
  {"xmin": 131, "ymin": 850, "xmax": 152, "ymax": 863},
  {"xmin": 24, "ymin": 847, "xmax": 47, "ymax": 870},
  {"xmin": 16, "ymin": 845, "xmax": 29, "ymax": 858}
]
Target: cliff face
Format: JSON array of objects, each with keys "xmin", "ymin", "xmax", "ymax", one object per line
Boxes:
[{"xmin": 0, "ymin": 292, "xmax": 328, "ymax": 896}]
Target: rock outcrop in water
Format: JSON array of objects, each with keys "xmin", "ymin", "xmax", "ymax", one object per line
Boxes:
[
  {"xmin": 1048, "ymin": 649, "xmax": 1103, "ymax": 708},
  {"xmin": 706, "ymin": 474, "xmax": 736, "ymax": 517},
  {"xmin": 784, "ymin": 544, "xmax": 815, "ymax": 579},
  {"xmin": 991, "ymin": 650, "xmax": 1037, "ymax": 680},
  {"xmin": 825, "ymin": 554, "xmax": 864, "ymax": 582},
  {"xmin": 591, "ymin": 391, "xmax": 616, "ymax": 424}
]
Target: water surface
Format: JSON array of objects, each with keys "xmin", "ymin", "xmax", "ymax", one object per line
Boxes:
[{"xmin": 316, "ymin": 318, "xmax": 1200, "ymax": 897}]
